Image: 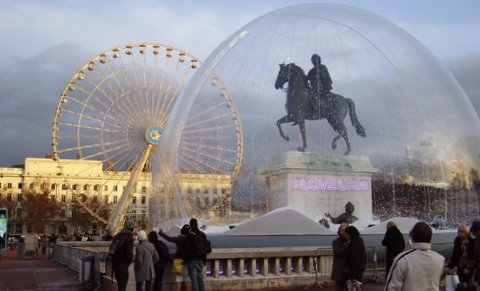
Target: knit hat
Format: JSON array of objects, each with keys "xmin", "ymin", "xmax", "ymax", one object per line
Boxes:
[
  {"xmin": 124, "ymin": 219, "xmax": 135, "ymax": 230},
  {"xmin": 137, "ymin": 230, "xmax": 147, "ymax": 241}
]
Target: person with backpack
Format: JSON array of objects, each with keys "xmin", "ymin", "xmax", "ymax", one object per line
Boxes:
[
  {"xmin": 109, "ymin": 219, "xmax": 135, "ymax": 291},
  {"xmin": 187, "ymin": 218, "xmax": 211, "ymax": 291},
  {"xmin": 148, "ymin": 231, "xmax": 170, "ymax": 291}
]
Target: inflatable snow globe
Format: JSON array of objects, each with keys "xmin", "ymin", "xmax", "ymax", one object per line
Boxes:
[{"xmin": 152, "ymin": 3, "xmax": 480, "ymax": 228}]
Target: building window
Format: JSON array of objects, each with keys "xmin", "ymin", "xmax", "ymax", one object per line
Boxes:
[
  {"xmin": 72, "ymin": 184, "xmax": 77, "ymax": 191},
  {"xmin": 29, "ymin": 183, "xmax": 34, "ymax": 189},
  {"xmin": 60, "ymin": 209, "xmax": 66, "ymax": 217},
  {"xmin": 83, "ymin": 184, "xmax": 88, "ymax": 191},
  {"xmin": 141, "ymin": 196, "xmax": 146, "ymax": 205},
  {"xmin": 62, "ymin": 184, "xmax": 68, "ymax": 190},
  {"xmin": 113, "ymin": 185, "xmax": 118, "ymax": 192},
  {"xmin": 18, "ymin": 183, "xmax": 23, "ymax": 189},
  {"xmin": 17, "ymin": 193, "xmax": 23, "ymax": 202},
  {"xmin": 204, "ymin": 189, "xmax": 209, "ymax": 194},
  {"xmin": 50, "ymin": 195, "xmax": 56, "ymax": 202},
  {"xmin": 51, "ymin": 184, "xmax": 56, "ymax": 190},
  {"xmin": 104, "ymin": 185, "xmax": 108, "ymax": 191},
  {"xmin": 61, "ymin": 195, "xmax": 66, "ymax": 203},
  {"xmin": 93, "ymin": 196, "xmax": 98, "ymax": 203},
  {"xmin": 7, "ymin": 193, "xmax": 12, "ymax": 201},
  {"xmin": 141, "ymin": 186, "xmax": 147, "ymax": 193},
  {"xmin": 94, "ymin": 184, "xmax": 99, "ymax": 191},
  {"xmin": 113, "ymin": 196, "xmax": 118, "ymax": 203},
  {"xmin": 132, "ymin": 197, "xmax": 137, "ymax": 205},
  {"xmin": 141, "ymin": 210, "xmax": 146, "ymax": 219},
  {"xmin": 7, "ymin": 183, "xmax": 12, "ymax": 189}
]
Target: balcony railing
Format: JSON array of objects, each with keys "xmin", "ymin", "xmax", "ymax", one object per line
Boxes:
[{"xmin": 51, "ymin": 241, "xmax": 453, "ymax": 291}]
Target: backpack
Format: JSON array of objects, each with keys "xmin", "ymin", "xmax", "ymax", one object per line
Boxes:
[
  {"xmin": 108, "ymin": 233, "xmax": 126, "ymax": 257},
  {"xmin": 191, "ymin": 231, "xmax": 212, "ymax": 257}
]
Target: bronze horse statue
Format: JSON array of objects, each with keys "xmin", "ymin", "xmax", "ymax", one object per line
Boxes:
[{"xmin": 274, "ymin": 63, "xmax": 365, "ymax": 154}]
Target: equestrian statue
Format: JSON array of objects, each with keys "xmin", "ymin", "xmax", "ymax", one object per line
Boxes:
[{"xmin": 274, "ymin": 54, "xmax": 366, "ymax": 155}]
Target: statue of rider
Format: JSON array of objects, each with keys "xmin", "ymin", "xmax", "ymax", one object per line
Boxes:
[{"xmin": 306, "ymin": 54, "xmax": 333, "ymax": 117}]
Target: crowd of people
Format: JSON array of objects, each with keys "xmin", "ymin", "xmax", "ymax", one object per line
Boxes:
[
  {"xmin": 109, "ymin": 217, "xmax": 210, "ymax": 291},
  {"xmin": 328, "ymin": 219, "xmax": 480, "ymax": 291}
]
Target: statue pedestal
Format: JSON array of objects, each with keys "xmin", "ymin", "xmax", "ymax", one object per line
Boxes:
[{"xmin": 261, "ymin": 152, "xmax": 377, "ymax": 223}]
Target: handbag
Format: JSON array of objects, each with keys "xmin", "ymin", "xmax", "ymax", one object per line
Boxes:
[{"xmin": 172, "ymin": 258, "xmax": 185, "ymax": 275}]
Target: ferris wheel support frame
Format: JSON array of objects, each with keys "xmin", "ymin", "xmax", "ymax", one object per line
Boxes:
[{"xmin": 108, "ymin": 143, "xmax": 153, "ymax": 232}]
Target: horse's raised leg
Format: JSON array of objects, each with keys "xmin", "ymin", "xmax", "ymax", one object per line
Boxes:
[
  {"xmin": 329, "ymin": 120, "xmax": 351, "ymax": 155},
  {"xmin": 276, "ymin": 115, "xmax": 290, "ymax": 142}
]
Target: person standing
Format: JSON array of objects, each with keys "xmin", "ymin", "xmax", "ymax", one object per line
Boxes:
[
  {"xmin": 448, "ymin": 224, "xmax": 474, "ymax": 288},
  {"xmin": 159, "ymin": 224, "xmax": 191, "ymax": 291},
  {"xmin": 110, "ymin": 219, "xmax": 135, "ymax": 291},
  {"xmin": 331, "ymin": 223, "xmax": 349, "ymax": 291},
  {"xmin": 381, "ymin": 221, "xmax": 405, "ymax": 276},
  {"xmin": 135, "ymin": 230, "xmax": 159, "ymax": 291},
  {"xmin": 148, "ymin": 231, "xmax": 170, "ymax": 291},
  {"xmin": 344, "ymin": 226, "xmax": 367, "ymax": 290},
  {"xmin": 187, "ymin": 218, "xmax": 209, "ymax": 291},
  {"xmin": 385, "ymin": 221, "xmax": 444, "ymax": 290},
  {"xmin": 466, "ymin": 220, "xmax": 480, "ymax": 287}
]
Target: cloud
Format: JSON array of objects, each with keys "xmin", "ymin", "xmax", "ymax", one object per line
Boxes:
[
  {"xmin": 443, "ymin": 53, "xmax": 480, "ymax": 118},
  {"xmin": 0, "ymin": 44, "xmax": 91, "ymax": 166}
]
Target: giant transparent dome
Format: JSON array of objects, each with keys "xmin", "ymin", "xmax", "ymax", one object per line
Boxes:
[{"xmin": 153, "ymin": 3, "xmax": 480, "ymax": 226}]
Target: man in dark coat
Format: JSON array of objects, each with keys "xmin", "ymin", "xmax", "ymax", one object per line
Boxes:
[
  {"xmin": 110, "ymin": 219, "xmax": 135, "ymax": 291},
  {"xmin": 344, "ymin": 226, "xmax": 366, "ymax": 290},
  {"xmin": 381, "ymin": 221, "xmax": 405, "ymax": 275},
  {"xmin": 187, "ymin": 218, "xmax": 208, "ymax": 291},
  {"xmin": 331, "ymin": 223, "xmax": 349, "ymax": 291}
]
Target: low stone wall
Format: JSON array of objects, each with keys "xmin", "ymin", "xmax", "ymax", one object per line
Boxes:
[
  {"xmin": 53, "ymin": 242, "xmax": 333, "ymax": 290},
  {"xmin": 52, "ymin": 241, "xmax": 453, "ymax": 290}
]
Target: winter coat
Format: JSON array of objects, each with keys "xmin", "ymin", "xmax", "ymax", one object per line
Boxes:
[
  {"xmin": 158, "ymin": 232, "xmax": 190, "ymax": 260},
  {"xmin": 111, "ymin": 228, "xmax": 134, "ymax": 265},
  {"xmin": 134, "ymin": 240, "xmax": 159, "ymax": 282},
  {"xmin": 331, "ymin": 236, "xmax": 349, "ymax": 282},
  {"xmin": 345, "ymin": 236, "xmax": 367, "ymax": 281},
  {"xmin": 449, "ymin": 236, "xmax": 474, "ymax": 269},
  {"xmin": 382, "ymin": 226, "xmax": 405, "ymax": 272},
  {"xmin": 385, "ymin": 242, "xmax": 444, "ymax": 290}
]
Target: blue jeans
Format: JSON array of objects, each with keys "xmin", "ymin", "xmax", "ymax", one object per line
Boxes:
[{"xmin": 187, "ymin": 260, "xmax": 205, "ymax": 291}]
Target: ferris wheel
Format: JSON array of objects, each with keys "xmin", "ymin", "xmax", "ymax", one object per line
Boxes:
[{"xmin": 51, "ymin": 42, "xmax": 243, "ymax": 232}]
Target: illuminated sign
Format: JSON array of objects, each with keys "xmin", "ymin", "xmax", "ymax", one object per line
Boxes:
[
  {"xmin": 292, "ymin": 177, "xmax": 371, "ymax": 192},
  {"xmin": 0, "ymin": 208, "xmax": 6, "ymax": 249}
]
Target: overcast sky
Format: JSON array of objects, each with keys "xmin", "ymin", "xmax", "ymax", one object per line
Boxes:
[{"xmin": 0, "ymin": 0, "xmax": 479, "ymax": 167}]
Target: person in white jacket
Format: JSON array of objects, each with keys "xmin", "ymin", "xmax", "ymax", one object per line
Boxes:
[{"xmin": 384, "ymin": 222, "xmax": 444, "ymax": 291}]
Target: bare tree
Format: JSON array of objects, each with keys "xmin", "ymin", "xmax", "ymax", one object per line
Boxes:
[{"xmin": 20, "ymin": 189, "xmax": 60, "ymax": 233}]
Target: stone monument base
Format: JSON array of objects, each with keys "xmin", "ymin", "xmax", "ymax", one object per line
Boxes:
[{"xmin": 261, "ymin": 151, "xmax": 377, "ymax": 223}]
